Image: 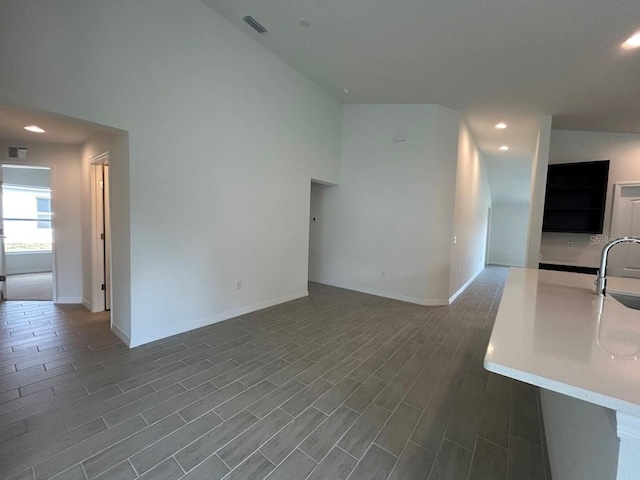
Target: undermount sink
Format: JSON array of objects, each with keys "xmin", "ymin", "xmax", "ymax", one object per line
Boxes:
[{"xmin": 610, "ymin": 292, "xmax": 640, "ymax": 311}]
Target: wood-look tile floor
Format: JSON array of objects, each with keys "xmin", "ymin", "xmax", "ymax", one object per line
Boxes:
[{"xmin": 0, "ymin": 267, "xmax": 549, "ymax": 480}]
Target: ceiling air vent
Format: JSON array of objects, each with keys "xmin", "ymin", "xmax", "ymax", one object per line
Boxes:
[
  {"xmin": 8, "ymin": 147, "xmax": 28, "ymax": 160},
  {"xmin": 243, "ymin": 16, "xmax": 267, "ymax": 34}
]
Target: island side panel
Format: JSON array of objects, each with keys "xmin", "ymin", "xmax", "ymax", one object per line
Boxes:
[
  {"xmin": 540, "ymin": 389, "xmax": 618, "ymax": 480},
  {"xmin": 616, "ymin": 412, "xmax": 640, "ymax": 480}
]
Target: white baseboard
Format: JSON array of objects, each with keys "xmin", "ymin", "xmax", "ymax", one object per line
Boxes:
[
  {"xmin": 82, "ymin": 298, "xmax": 93, "ymax": 311},
  {"xmin": 449, "ymin": 268, "xmax": 483, "ymax": 304},
  {"xmin": 111, "ymin": 323, "xmax": 131, "ymax": 347},
  {"xmin": 487, "ymin": 262, "xmax": 524, "ymax": 268},
  {"xmin": 55, "ymin": 296, "xmax": 83, "ymax": 304},
  {"xmin": 129, "ymin": 290, "xmax": 309, "ymax": 348},
  {"xmin": 309, "ymin": 278, "xmax": 448, "ymax": 306},
  {"xmin": 8, "ymin": 268, "xmax": 53, "ymax": 275}
]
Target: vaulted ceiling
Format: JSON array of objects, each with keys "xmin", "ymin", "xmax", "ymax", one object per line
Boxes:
[{"xmin": 204, "ymin": 0, "xmax": 640, "ymax": 160}]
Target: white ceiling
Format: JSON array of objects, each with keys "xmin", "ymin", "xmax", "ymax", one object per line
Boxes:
[
  {"xmin": 0, "ymin": 105, "xmax": 119, "ymax": 145},
  {"xmin": 204, "ymin": 0, "xmax": 640, "ymax": 159}
]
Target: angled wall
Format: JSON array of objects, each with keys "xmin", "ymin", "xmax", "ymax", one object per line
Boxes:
[
  {"xmin": 309, "ymin": 105, "xmax": 486, "ymax": 305},
  {"xmin": 526, "ymin": 116, "xmax": 553, "ymax": 268},
  {"xmin": 449, "ymin": 118, "xmax": 492, "ymax": 300}
]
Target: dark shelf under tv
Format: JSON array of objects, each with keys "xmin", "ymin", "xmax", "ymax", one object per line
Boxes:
[
  {"xmin": 546, "ymin": 186, "xmax": 603, "ymax": 191},
  {"xmin": 542, "ymin": 228, "xmax": 601, "ymax": 234},
  {"xmin": 545, "ymin": 207, "xmax": 600, "ymax": 211}
]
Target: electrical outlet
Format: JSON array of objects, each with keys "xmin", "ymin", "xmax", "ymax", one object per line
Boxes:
[
  {"xmin": 236, "ymin": 280, "xmax": 242, "ymax": 290},
  {"xmin": 567, "ymin": 242, "xmax": 574, "ymax": 249},
  {"xmin": 453, "ymin": 236, "xmax": 457, "ymax": 245},
  {"xmin": 381, "ymin": 271, "xmax": 385, "ymax": 278},
  {"xmin": 458, "ymin": 268, "xmax": 462, "ymax": 277}
]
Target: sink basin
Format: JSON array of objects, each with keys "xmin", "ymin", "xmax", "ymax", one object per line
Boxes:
[{"xmin": 610, "ymin": 292, "xmax": 640, "ymax": 311}]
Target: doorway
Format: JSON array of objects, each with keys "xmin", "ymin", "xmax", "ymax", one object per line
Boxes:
[
  {"xmin": 609, "ymin": 182, "xmax": 640, "ymax": 278},
  {"xmin": 309, "ymin": 181, "xmax": 323, "ymax": 283},
  {"xmin": 91, "ymin": 156, "xmax": 111, "ymax": 311},
  {"xmin": 0, "ymin": 165, "xmax": 53, "ymax": 301}
]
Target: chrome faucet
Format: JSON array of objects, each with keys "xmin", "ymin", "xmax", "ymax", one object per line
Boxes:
[{"xmin": 595, "ymin": 236, "xmax": 640, "ymax": 295}]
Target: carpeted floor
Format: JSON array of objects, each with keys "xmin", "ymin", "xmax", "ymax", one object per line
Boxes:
[{"xmin": 6, "ymin": 272, "xmax": 53, "ymax": 301}]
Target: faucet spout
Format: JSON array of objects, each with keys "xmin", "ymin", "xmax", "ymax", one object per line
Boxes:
[{"xmin": 595, "ymin": 236, "xmax": 640, "ymax": 295}]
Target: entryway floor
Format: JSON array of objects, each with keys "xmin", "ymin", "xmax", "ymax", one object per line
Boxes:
[
  {"xmin": 6, "ymin": 272, "xmax": 53, "ymax": 301},
  {"xmin": 0, "ymin": 267, "xmax": 549, "ymax": 480}
]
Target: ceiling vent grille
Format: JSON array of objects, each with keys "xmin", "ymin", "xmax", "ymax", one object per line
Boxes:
[
  {"xmin": 8, "ymin": 147, "xmax": 28, "ymax": 160},
  {"xmin": 243, "ymin": 16, "xmax": 267, "ymax": 34}
]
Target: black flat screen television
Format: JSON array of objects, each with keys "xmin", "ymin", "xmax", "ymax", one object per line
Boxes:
[{"xmin": 542, "ymin": 160, "xmax": 609, "ymax": 234}]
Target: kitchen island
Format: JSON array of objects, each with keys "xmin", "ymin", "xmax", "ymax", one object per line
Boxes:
[{"xmin": 484, "ymin": 268, "xmax": 640, "ymax": 480}]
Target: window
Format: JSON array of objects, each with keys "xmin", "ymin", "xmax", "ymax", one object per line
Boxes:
[
  {"xmin": 36, "ymin": 197, "xmax": 52, "ymax": 229},
  {"xmin": 3, "ymin": 186, "xmax": 52, "ymax": 252}
]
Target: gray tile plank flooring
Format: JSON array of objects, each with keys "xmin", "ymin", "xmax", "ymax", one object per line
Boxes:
[{"xmin": 0, "ymin": 267, "xmax": 548, "ymax": 479}]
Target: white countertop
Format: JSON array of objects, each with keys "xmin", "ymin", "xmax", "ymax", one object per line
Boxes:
[{"xmin": 484, "ymin": 268, "xmax": 640, "ymax": 417}]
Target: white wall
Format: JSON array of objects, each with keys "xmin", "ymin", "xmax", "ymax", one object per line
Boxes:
[
  {"xmin": 449, "ymin": 119, "xmax": 492, "ymax": 299},
  {"xmin": 309, "ymin": 104, "xmax": 460, "ymax": 305},
  {"xmin": 6, "ymin": 252, "xmax": 52, "ymax": 275},
  {"xmin": 540, "ymin": 129, "xmax": 640, "ymax": 268},
  {"xmin": 0, "ymin": 0, "xmax": 342, "ymax": 346},
  {"xmin": 488, "ymin": 203, "xmax": 529, "ymax": 267},
  {"xmin": 484, "ymin": 153, "xmax": 533, "ymax": 204},
  {"xmin": 3, "ymin": 166, "xmax": 50, "ymax": 189},
  {"xmin": 0, "ymin": 141, "xmax": 82, "ymax": 302},
  {"xmin": 541, "ymin": 389, "xmax": 618, "ymax": 480},
  {"xmin": 526, "ymin": 116, "xmax": 552, "ymax": 268}
]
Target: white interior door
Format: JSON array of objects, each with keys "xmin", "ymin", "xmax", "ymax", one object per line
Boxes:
[
  {"xmin": 609, "ymin": 183, "xmax": 640, "ymax": 278},
  {"xmin": 103, "ymin": 164, "xmax": 111, "ymax": 311},
  {"xmin": 92, "ymin": 160, "xmax": 111, "ymax": 312}
]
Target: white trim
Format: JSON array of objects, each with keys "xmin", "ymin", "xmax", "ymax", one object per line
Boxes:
[
  {"xmin": 82, "ymin": 297, "xmax": 93, "ymax": 311},
  {"xmin": 308, "ymin": 278, "xmax": 448, "ymax": 306},
  {"xmin": 89, "ymin": 152, "xmax": 110, "ymax": 165},
  {"xmin": 6, "ymin": 251, "xmax": 53, "ymax": 255},
  {"xmin": 128, "ymin": 290, "xmax": 309, "ymax": 348},
  {"xmin": 448, "ymin": 268, "xmax": 483, "ymax": 304},
  {"xmin": 487, "ymin": 261, "xmax": 525, "ymax": 268},
  {"xmin": 89, "ymin": 154, "xmax": 110, "ymax": 314},
  {"xmin": 7, "ymin": 268, "xmax": 53, "ymax": 275},
  {"xmin": 55, "ymin": 296, "xmax": 83, "ymax": 304},
  {"xmin": 111, "ymin": 323, "xmax": 131, "ymax": 347},
  {"xmin": 310, "ymin": 178, "xmax": 338, "ymax": 186}
]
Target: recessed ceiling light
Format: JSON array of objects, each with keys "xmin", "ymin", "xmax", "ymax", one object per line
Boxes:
[
  {"xmin": 495, "ymin": 123, "xmax": 507, "ymax": 129},
  {"xmin": 298, "ymin": 18, "xmax": 311, "ymax": 28},
  {"xmin": 623, "ymin": 33, "xmax": 640, "ymax": 48},
  {"xmin": 499, "ymin": 145, "xmax": 509, "ymax": 151},
  {"xmin": 342, "ymin": 88, "xmax": 350, "ymax": 95},
  {"xmin": 24, "ymin": 125, "xmax": 45, "ymax": 133}
]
